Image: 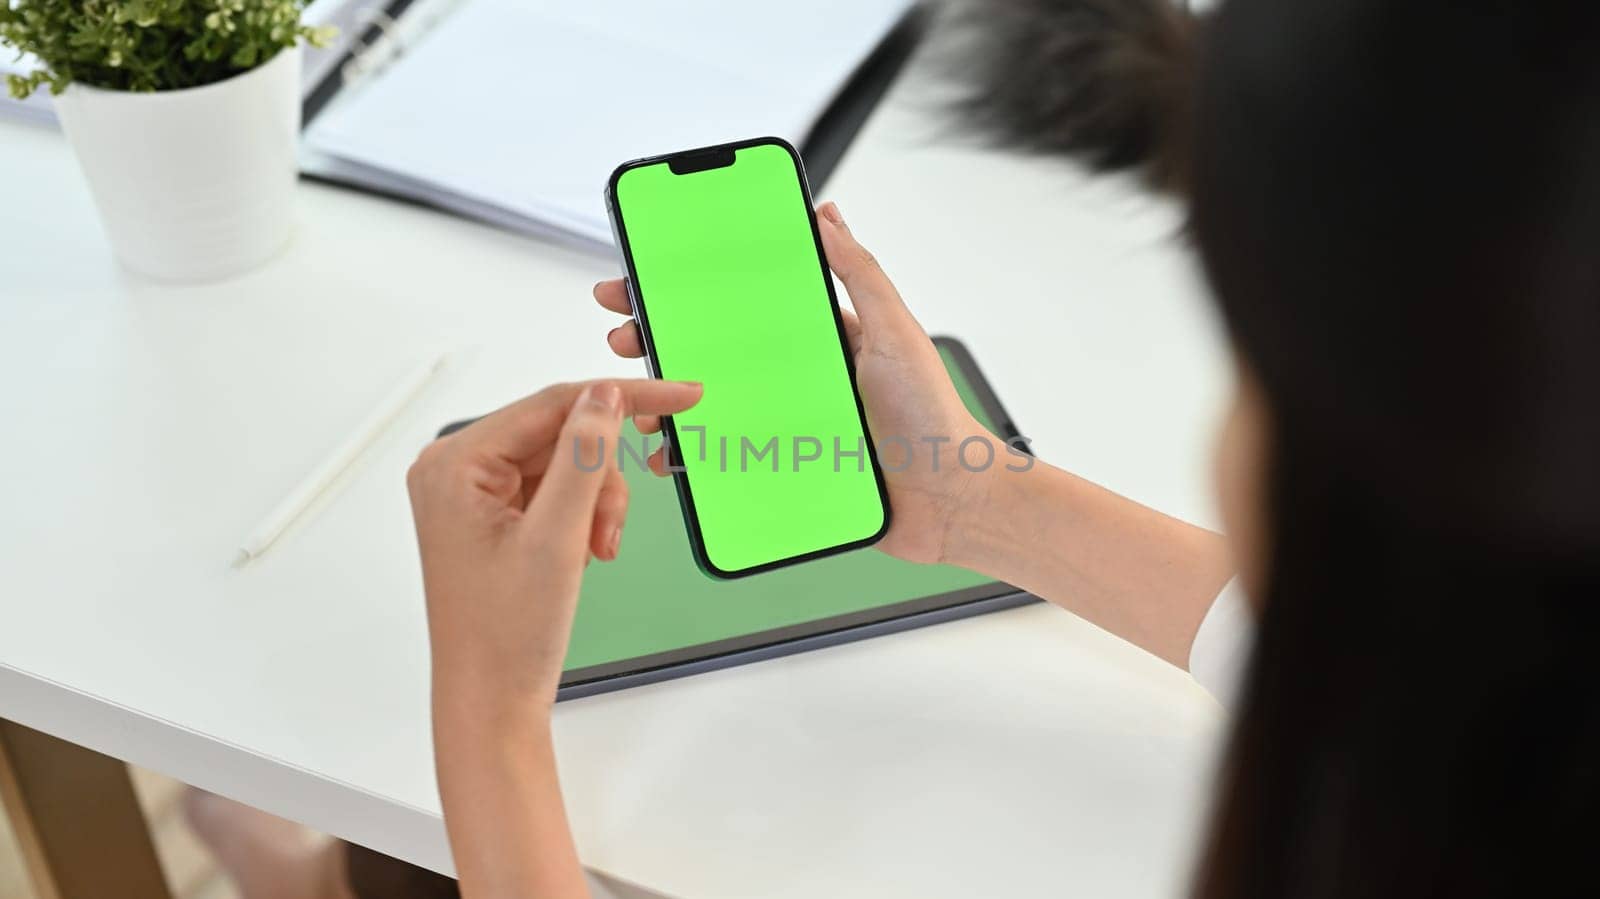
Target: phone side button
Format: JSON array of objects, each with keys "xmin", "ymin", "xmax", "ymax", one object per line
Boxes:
[
  {"xmin": 624, "ymin": 276, "xmax": 654, "ymax": 378},
  {"xmin": 623, "ymin": 276, "xmax": 641, "ymax": 319}
]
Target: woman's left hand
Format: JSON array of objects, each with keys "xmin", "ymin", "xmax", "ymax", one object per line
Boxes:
[{"xmin": 407, "ymin": 378, "xmax": 703, "ymax": 705}]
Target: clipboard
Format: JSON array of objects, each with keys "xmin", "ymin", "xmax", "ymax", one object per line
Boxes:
[{"xmin": 437, "ymin": 337, "xmax": 1038, "ymax": 701}]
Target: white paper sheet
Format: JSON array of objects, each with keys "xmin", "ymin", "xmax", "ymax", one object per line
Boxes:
[{"xmin": 303, "ymin": 0, "xmax": 913, "ymax": 246}]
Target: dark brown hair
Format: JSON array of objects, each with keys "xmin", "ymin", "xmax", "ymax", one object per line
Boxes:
[
  {"xmin": 957, "ymin": 1, "xmax": 1600, "ymax": 895},
  {"xmin": 952, "ymin": 0, "xmax": 1197, "ymax": 192}
]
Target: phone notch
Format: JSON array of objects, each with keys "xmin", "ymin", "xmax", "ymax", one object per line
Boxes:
[{"xmin": 668, "ymin": 147, "xmax": 736, "ymax": 175}]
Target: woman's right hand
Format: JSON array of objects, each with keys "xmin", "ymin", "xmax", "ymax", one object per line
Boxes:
[{"xmin": 593, "ymin": 201, "xmax": 1001, "ymax": 565}]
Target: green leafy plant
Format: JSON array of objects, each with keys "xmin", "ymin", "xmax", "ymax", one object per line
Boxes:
[{"xmin": 0, "ymin": 0, "xmax": 334, "ymax": 99}]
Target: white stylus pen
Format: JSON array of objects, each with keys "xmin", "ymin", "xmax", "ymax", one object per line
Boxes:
[{"xmin": 233, "ymin": 352, "xmax": 448, "ymax": 566}]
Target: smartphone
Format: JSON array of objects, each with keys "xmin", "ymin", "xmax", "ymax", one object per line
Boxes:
[{"xmin": 604, "ymin": 136, "xmax": 890, "ymax": 579}]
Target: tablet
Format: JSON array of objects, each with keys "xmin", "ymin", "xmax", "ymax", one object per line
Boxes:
[{"xmin": 440, "ymin": 337, "xmax": 1035, "ymax": 700}]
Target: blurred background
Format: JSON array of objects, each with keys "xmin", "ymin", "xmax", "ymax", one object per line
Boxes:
[{"xmin": 1, "ymin": 771, "xmax": 239, "ymax": 899}]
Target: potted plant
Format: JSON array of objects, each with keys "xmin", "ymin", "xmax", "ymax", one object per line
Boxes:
[{"xmin": 1, "ymin": 1, "xmax": 332, "ymax": 282}]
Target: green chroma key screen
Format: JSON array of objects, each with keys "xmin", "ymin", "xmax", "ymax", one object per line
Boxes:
[
  {"xmin": 611, "ymin": 140, "xmax": 887, "ymax": 576},
  {"xmin": 563, "ymin": 341, "xmax": 1008, "ymax": 686}
]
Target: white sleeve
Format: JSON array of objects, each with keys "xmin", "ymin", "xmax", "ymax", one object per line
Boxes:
[{"xmin": 1188, "ymin": 578, "xmax": 1256, "ymax": 710}]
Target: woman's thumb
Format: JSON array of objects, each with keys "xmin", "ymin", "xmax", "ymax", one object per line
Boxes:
[{"xmin": 816, "ymin": 202, "xmax": 922, "ymax": 340}]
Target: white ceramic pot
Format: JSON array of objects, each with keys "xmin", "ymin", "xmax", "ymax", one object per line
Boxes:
[{"xmin": 52, "ymin": 44, "xmax": 301, "ymax": 283}]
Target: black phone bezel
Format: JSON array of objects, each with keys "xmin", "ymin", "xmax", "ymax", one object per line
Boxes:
[{"xmin": 604, "ymin": 135, "xmax": 893, "ymax": 580}]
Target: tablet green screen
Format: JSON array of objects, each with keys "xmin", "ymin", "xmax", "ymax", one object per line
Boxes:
[
  {"xmin": 564, "ymin": 344, "xmax": 998, "ymax": 673},
  {"xmin": 613, "ymin": 142, "xmax": 886, "ymax": 575}
]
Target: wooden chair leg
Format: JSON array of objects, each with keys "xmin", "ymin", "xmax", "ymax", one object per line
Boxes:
[{"xmin": 0, "ymin": 718, "xmax": 171, "ymax": 899}]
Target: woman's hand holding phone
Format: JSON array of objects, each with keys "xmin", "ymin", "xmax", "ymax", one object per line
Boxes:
[
  {"xmin": 597, "ymin": 204, "xmax": 1230, "ymax": 673},
  {"xmin": 595, "ymin": 201, "xmax": 999, "ymax": 566}
]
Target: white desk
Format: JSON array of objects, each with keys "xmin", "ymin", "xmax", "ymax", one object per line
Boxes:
[{"xmin": 0, "ymin": 65, "xmax": 1231, "ymax": 897}]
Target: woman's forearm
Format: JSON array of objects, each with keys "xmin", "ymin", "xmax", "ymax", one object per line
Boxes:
[
  {"xmin": 432, "ymin": 678, "xmax": 588, "ymax": 899},
  {"xmin": 948, "ymin": 461, "xmax": 1233, "ymax": 669}
]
